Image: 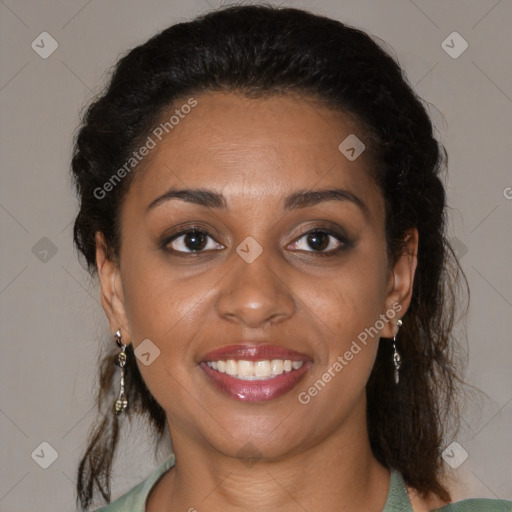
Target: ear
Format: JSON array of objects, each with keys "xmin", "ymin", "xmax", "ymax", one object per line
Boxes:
[
  {"xmin": 380, "ymin": 227, "xmax": 419, "ymax": 338},
  {"xmin": 95, "ymin": 231, "xmax": 131, "ymax": 342}
]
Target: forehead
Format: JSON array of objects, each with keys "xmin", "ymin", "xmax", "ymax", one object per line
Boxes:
[{"xmin": 125, "ymin": 91, "xmax": 382, "ymax": 215}]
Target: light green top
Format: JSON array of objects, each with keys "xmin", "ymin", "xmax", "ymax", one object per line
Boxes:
[{"xmin": 93, "ymin": 454, "xmax": 511, "ymax": 511}]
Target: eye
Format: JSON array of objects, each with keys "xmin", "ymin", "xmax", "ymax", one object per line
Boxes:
[
  {"xmin": 162, "ymin": 225, "xmax": 353, "ymax": 256},
  {"xmin": 163, "ymin": 228, "xmax": 224, "ymax": 254},
  {"xmin": 288, "ymin": 228, "xmax": 352, "ymax": 256}
]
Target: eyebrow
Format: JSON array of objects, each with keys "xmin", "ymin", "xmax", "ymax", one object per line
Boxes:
[{"xmin": 145, "ymin": 187, "xmax": 369, "ymax": 216}]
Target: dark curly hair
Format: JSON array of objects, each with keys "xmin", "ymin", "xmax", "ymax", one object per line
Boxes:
[{"xmin": 71, "ymin": 3, "xmax": 469, "ymax": 509}]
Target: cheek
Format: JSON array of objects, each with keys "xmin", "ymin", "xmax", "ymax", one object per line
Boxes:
[
  {"xmin": 297, "ymin": 252, "xmax": 388, "ymax": 404},
  {"xmin": 120, "ymin": 266, "xmax": 206, "ymax": 413},
  {"xmin": 297, "ymin": 271, "xmax": 385, "ymax": 417},
  {"xmin": 119, "ymin": 256, "xmax": 224, "ymax": 403},
  {"xmin": 120, "ymin": 249, "xmax": 205, "ymax": 339},
  {"xmin": 304, "ymin": 258, "xmax": 388, "ymax": 339}
]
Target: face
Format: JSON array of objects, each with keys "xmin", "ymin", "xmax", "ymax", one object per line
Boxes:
[{"xmin": 96, "ymin": 91, "xmax": 417, "ymax": 460}]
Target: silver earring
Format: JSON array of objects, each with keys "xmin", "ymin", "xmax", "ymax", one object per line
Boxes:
[
  {"xmin": 114, "ymin": 329, "xmax": 128, "ymax": 414},
  {"xmin": 392, "ymin": 319, "xmax": 403, "ymax": 385}
]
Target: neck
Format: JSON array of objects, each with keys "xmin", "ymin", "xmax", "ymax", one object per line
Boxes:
[{"xmin": 148, "ymin": 413, "xmax": 391, "ymax": 512}]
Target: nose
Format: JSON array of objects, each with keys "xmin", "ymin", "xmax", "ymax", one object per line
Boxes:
[{"xmin": 215, "ymin": 248, "xmax": 296, "ymax": 329}]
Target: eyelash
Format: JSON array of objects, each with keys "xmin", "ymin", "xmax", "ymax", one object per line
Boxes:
[{"xmin": 161, "ymin": 225, "xmax": 353, "ymax": 257}]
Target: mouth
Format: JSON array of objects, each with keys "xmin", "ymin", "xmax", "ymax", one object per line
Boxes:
[{"xmin": 199, "ymin": 344, "xmax": 313, "ymax": 402}]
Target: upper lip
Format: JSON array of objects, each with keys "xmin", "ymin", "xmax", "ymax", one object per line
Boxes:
[{"xmin": 199, "ymin": 343, "xmax": 312, "ymax": 363}]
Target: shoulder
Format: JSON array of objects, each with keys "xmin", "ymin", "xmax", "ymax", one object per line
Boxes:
[
  {"xmin": 406, "ymin": 482, "xmax": 511, "ymax": 512},
  {"xmin": 431, "ymin": 498, "xmax": 512, "ymax": 511},
  {"xmin": 92, "ymin": 454, "xmax": 176, "ymax": 512}
]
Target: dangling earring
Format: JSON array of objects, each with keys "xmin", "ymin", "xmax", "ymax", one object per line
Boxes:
[
  {"xmin": 392, "ymin": 318, "xmax": 403, "ymax": 384},
  {"xmin": 114, "ymin": 329, "xmax": 128, "ymax": 414}
]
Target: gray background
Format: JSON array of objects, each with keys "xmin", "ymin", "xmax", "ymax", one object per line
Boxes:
[{"xmin": 1, "ymin": 0, "xmax": 511, "ymax": 510}]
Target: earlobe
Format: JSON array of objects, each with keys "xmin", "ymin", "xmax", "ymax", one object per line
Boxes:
[
  {"xmin": 381, "ymin": 228, "xmax": 419, "ymax": 338},
  {"xmin": 95, "ymin": 232, "xmax": 130, "ymax": 339}
]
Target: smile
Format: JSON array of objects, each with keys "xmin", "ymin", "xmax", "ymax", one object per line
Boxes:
[
  {"xmin": 205, "ymin": 359, "xmax": 304, "ymax": 380},
  {"xmin": 199, "ymin": 344, "xmax": 313, "ymax": 402}
]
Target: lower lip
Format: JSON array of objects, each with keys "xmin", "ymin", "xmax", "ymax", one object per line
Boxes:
[{"xmin": 200, "ymin": 362, "xmax": 312, "ymax": 402}]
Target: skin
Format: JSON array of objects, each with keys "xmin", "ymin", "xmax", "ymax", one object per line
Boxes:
[{"xmin": 95, "ymin": 91, "xmax": 442, "ymax": 511}]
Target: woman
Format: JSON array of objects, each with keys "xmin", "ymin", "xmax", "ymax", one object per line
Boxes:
[{"xmin": 71, "ymin": 4, "xmax": 510, "ymax": 511}]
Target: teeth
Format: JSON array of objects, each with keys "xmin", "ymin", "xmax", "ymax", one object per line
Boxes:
[
  {"xmin": 271, "ymin": 359, "xmax": 284, "ymax": 375},
  {"xmin": 225, "ymin": 360, "xmax": 237, "ymax": 376},
  {"xmin": 238, "ymin": 360, "xmax": 253, "ymax": 377},
  {"xmin": 205, "ymin": 359, "xmax": 304, "ymax": 380},
  {"xmin": 254, "ymin": 360, "xmax": 270, "ymax": 378}
]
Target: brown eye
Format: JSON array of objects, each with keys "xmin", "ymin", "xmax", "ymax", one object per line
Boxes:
[
  {"xmin": 288, "ymin": 228, "xmax": 353, "ymax": 256},
  {"xmin": 163, "ymin": 228, "xmax": 223, "ymax": 253},
  {"xmin": 305, "ymin": 232, "xmax": 330, "ymax": 251}
]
